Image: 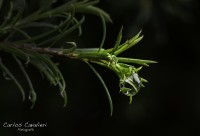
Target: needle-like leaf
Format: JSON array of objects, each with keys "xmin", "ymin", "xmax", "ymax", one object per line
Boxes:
[
  {"xmin": 13, "ymin": 55, "xmax": 37, "ymax": 109},
  {"xmin": 114, "ymin": 30, "xmax": 143, "ymax": 55},
  {"xmin": 0, "ymin": 58, "xmax": 25, "ymax": 101},
  {"xmin": 111, "ymin": 26, "xmax": 123, "ymax": 55},
  {"xmin": 118, "ymin": 57, "xmax": 157, "ymax": 66},
  {"xmin": 0, "ymin": 2, "xmax": 13, "ymax": 29},
  {"xmin": 86, "ymin": 62, "xmax": 113, "ymax": 116},
  {"xmin": 98, "ymin": 12, "xmax": 106, "ymax": 52}
]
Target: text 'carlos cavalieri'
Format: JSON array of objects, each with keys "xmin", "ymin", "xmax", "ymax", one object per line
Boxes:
[{"xmin": 3, "ymin": 122, "xmax": 47, "ymax": 132}]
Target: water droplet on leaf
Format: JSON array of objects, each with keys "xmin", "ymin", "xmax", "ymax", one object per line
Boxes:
[
  {"xmin": 120, "ymin": 73, "xmax": 141, "ymax": 96},
  {"xmin": 132, "ymin": 73, "xmax": 141, "ymax": 90},
  {"xmin": 60, "ymin": 90, "xmax": 66, "ymax": 98},
  {"xmin": 29, "ymin": 91, "xmax": 37, "ymax": 108}
]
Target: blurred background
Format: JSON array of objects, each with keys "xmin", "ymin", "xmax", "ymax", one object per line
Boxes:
[{"xmin": 1, "ymin": 0, "xmax": 200, "ymax": 135}]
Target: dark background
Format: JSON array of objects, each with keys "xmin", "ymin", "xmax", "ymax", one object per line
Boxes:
[{"xmin": 1, "ymin": 0, "xmax": 200, "ymax": 135}]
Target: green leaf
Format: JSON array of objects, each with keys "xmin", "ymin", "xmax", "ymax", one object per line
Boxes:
[
  {"xmin": 0, "ymin": 58, "xmax": 25, "ymax": 101},
  {"xmin": 86, "ymin": 62, "xmax": 113, "ymax": 116},
  {"xmin": 13, "ymin": 27, "xmax": 32, "ymax": 39},
  {"xmin": 0, "ymin": 2, "xmax": 13, "ymax": 29},
  {"xmin": 0, "ymin": 43, "xmax": 67, "ymax": 106},
  {"xmin": 14, "ymin": 13, "xmax": 73, "ymax": 44},
  {"xmin": 9, "ymin": 0, "xmax": 25, "ymax": 26},
  {"xmin": 13, "ymin": 55, "xmax": 37, "ymax": 108},
  {"xmin": 26, "ymin": 51, "xmax": 67, "ymax": 107},
  {"xmin": 129, "ymin": 96, "xmax": 132, "ymax": 104},
  {"xmin": 29, "ymin": 90, "xmax": 37, "ymax": 109},
  {"xmin": 98, "ymin": 12, "xmax": 106, "ymax": 52},
  {"xmin": 75, "ymin": 5, "xmax": 112, "ymax": 23},
  {"xmin": 111, "ymin": 26, "xmax": 123, "ymax": 55},
  {"xmin": 118, "ymin": 57, "xmax": 157, "ymax": 66},
  {"xmin": 114, "ymin": 30, "xmax": 143, "ymax": 55},
  {"xmin": 38, "ymin": 16, "xmax": 85, "ymax": 46}
]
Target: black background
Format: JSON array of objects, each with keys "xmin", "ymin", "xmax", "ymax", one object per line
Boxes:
[{"xmin": 1, "ymin": 0, "xmax": 200, "ymax": 135}]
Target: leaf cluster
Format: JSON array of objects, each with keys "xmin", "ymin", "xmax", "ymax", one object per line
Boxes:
[
  {"xmin": 0, "ymin": 0, "xmax": 111, "ymax": 108},
  {"xmin": 0, "ymin": 0, "xmax": 156, "ymax": 115}
]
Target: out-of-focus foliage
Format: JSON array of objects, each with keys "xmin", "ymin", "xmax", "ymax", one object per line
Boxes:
[{"xmin": 104, "ymin": 0, "xmax": 198, "ymax": 44}]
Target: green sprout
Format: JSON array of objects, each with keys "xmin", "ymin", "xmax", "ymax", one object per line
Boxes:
[{"xmin": 0, "ymin": 0, "xmax": 156, "ymax": 115}]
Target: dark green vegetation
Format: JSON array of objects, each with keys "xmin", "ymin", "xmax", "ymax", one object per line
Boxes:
[{"xmin": 0, "ymin": 0, "xmax": 155, "ymax": 115}]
